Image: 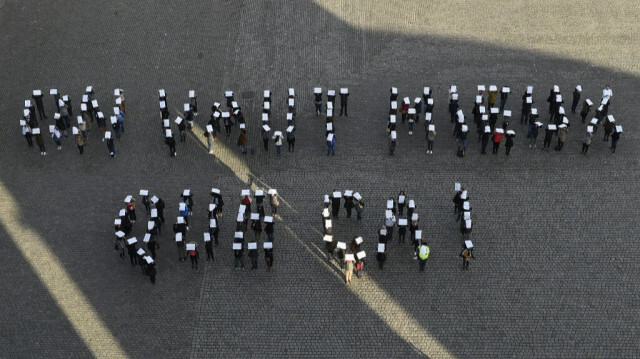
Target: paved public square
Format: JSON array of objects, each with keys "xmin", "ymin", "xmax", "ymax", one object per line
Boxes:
[{"xmin": 1, "ymin": 1, "xmax": 639, "ymax": 358}]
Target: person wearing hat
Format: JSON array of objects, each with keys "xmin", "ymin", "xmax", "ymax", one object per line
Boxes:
[
  {"xmin": 34, "ymin": 128, "xmax": 46, "ymax": 155},
  {"xmin": 610, "ymin": 127, "xmax": 621, "ymax": 154},
  {"xmin": 491, "ymin": 129, "xmax": 503, "ymax": 155},
  {"xmin": 21, "ymin": 122, "xmax": 33, "ymax": 148},
  {"xmin": 106, "ymin": 132, "xmax": 116, "ymax": 157},
  {"xmin": 555, "ymin": 125, "xmax": 568, "ymax": 151},
  {"xmin": 581, "ymin": 129, "xmax": 593, "ymax": 155},
  {"xmin": 460, "ymin": 242, "xmax": 475, "ymax": 270},
  {"xmin": 417, "ymin": 242, "xmax": 430, "ymax": 271}
]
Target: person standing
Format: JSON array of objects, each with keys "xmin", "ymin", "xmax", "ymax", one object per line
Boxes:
[
  {"xmin": 51, "ymin": 126, "xmax": 63, "ymax": 150},
  {"xmin": 397, "ymin": 191, "xmax": 406, "ymax": 216},
  {"xmin": 21, "ymin": 122, "xmax": 33, "ymax": 148},
  {"xmin": 188, "ymin": 242, "xmax": 199, "ymax": 269},
  {"xmin": 60, "ymin": 100, "xmax": 71, "ymax": 134},
  {"xmin": 203, "ymin": 233, "xmax": 214, "ymax": 262},
  {"xmin": 263, "ymin": 217, "xmax": 274, "ymax": 242},
  {"xmin": 345, "ymin": 254, "xmax": 354, "ymax": 284},
  {"xmin": 505, "ymin": 130, "xmax": 515, "ymax": 156},
  {"xmin": 579, "ymin": 99, "xmax": 593, "ymax": 123},
  {"xmin": 344, "ymin": 191, "xmax": 355, "ymax": 218},
  {"xmin": 331, "ymin": 191, "xmax": 341, "ymax": 219},
  {"xmin": 354, "ymin": 192, "xmax": 364, "ymax": 221},
  {"xmin": 126, "ymin": 238, "xmax": 138, "ymax": 267},
  {"xmin": 326, "ymin": 133, "xmax": 335, "ymax": 156},
  {"xmin": 389, "ymin": 131, "xmax": 397, "ymax": 156},
  {"xmin": 480, "ymin": 126, "xmax": 490, "ymax": 154},
  {"xmin": 32, "ymin": 90, "xmax": 47, "ymax": 120},
  {"xmin": 418, "ymin": 242, "xmax": 430, "ymax": 271},
  {"xmin": 571, "ymin": 85, "xmax": 582, "ymax": 114},
  {"xmin": 449, "ymin": 94, "xmax": 459, "ymax": 123},
  {"xmin": 581, "ymin": 129, "xmax": 593, "ymax": 155},
  {"xmin": 376, "ymin": 243, "xmax": 386, "ymax": 270},
  {"xmin": 248, "ymin": 242, "xmax": 259, "ymax": 270},
  {"xmin": 106, "ymin": 132, "xmax": 116, "ymax": 157},
  {"xmin": 339, "ymin": 88, "xmax": 349, "ymax": 116},
  {"xmin": 273, "ymin": 131, "xmax": 283, "ymax": 156},
  {"xmin": 427, "ymin": 124, "xmax": 436, "ymax": 154},
  {"xmin": 529, "ymin": 122, "xmax": 542, "ymax": 148},
  {"xmin": 176, "ymin": 232, "xmax": 187, "ymax": 261},
  {"xmin": 264, "ymin": 242, "xmax": 274, "ymax": 271},
  {"xmin": 491, "ymin": 128, "xmax": 503, "ymax": 155},
  {"xmin": 137, "ymin": 249, "xmax": 148, "ymax": 275},
  {"xmin": 251, "ymin": 213, "xmax": 262, "ymax": 241},
  {"xmin": 499, "ymin": 86, "xmax": 509, "ymax": 112},
  {"xmin": 126, "ymin": 198, "xmax": 137, "ymax": 223},
  {"xmin": 611, "ymin": 127, "xmax": 621, "ymax": 154},
  {"xmin": 33, "ymin": 128, "xmax": 46, "ymax": 155},
  {"xmin": 73, "ymin": 127, "xmax": 84, "ymax": 154},
  {"xmin": 268, "ymin": 189, "xmax": 279, "ymax": 215},
  {"xmin": 324, "ymin": 235, "xmax": 336, "ymax": 261},
  {"xmin": 261, "ymin": 124, "xmax": 270, "ymax": 151},
  {"xmin": 542, "ymin": 125, "xmax": 555, "ymax": 151},
  {"xmin": 313, "ymin": 88, "xmax": 322, "ymax": 116},
  {"xmin": 488, "ymin": 86, "xmax": 498, "ymax": 108},
  {"xmin": 233, "ymin": 242, "xmax": 245, "ymax": 271},
  {"xmin": 555, "ymin": 125, "xmax": 568, "ymax": 151},
  {"xmin": 603, "ymin": 116, "xmax": 614, "ymax": 142},
  {"xmin": 460, "ymin": 241, "xmax": 474, "ymax": 270},
  {"xmin": 145, "ymin": 257, "xmax": 156, "ymax": 284},
  {"xmin": 236, "ymin": 128, "xmax": 247, "ymax": 155}
]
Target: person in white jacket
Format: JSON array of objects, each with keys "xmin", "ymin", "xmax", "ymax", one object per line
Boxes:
[{"xmin": 272, "ymin": 131, "xmax": 283, "ymax": 156}]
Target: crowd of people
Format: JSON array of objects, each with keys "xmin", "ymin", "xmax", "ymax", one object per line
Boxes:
[
  {"xmin": 385, "ymin": 84, "xmax": 622, "ymax": 156},
  {"xmin": 112, "ymin": 187, "xmax": 280, "ymax": 283},
  {"xmin": 321, "ymin": 190, "xmax": 365, "ymax": 284},
  {"xmin": 21, "ymin": 87, "xmax": 126, "ymax": 156},
  {"xmin": 453, "ymin": 183, "xmax": 475, "ymax": 269}
]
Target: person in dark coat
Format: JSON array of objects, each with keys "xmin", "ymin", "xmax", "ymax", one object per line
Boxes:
[
  {"xmin": 325, "ymin": 235, "xmax": 336, "ymax": 261},
  {"xmin": 449, "ymin": 96, "xmax": 459, "ymax": 123},
  {"xmin": 481, "ymin": 126, "xmax": 490, "ymax": 154},
  {"xmin": 344, "ymin": 193, "xmax": 354, "ymax": 218},
  {"xmin": 331, "ymin": 191, "xmax": 341, "ymax": 219},
  {"xmin": 376, "ymin": 244, "xmax": 386, "ymax": 270},
  {"xmin": 264, "ymin": 244, "xmax": 274, "ymax": 271},
  {"xmin": 610, "ymin": 127, "xmax": 621, "ymax": 154},
  {"xmin": 126, "ymin": 239, "xmax": 138, "ymax": 267},
  {"xmin": 505, "ymin": 132, "xmax": 514, "ymax": 156},
  {"xmin": 146, "ymin": 258, "xmax": 156, "ymax": 284},
  {"xmin": 571, "ymin": 86, "xmax": 582, "ymax": 114},
  {"xmin": 314, "ymin": 88, "xmax": 323, "ymax": 116},
  {"xmin": 286, "ymin": 126, "xmax": 295, "ymax": 152},
  {"xmin": 580, "ymin": 100, "xmax": 592, "ymax": 123},
  {"xmin": 542, "ymin": 125, "xmax": 555, "ymax": 151},
  {"xmin": 32, "ymin": 90, "xmax": 47, "ymax": 120},
  {"xmin": 204, "ymin": 234, "xmax": 214, "ymax": 262},
  {"xmin": 106, "ymin": 133, "xmax": 116, "ymax": 157},
  {"xmin": 248, "ymin": 244, "xmax": 258, "ymax": 270},
  {"xmin": 339, "ymin": 88, "xmax": 349, "ymax": 116},
  {"xmin": 137, "ymin": 249, "xmax": 147, "ymax": 274}
]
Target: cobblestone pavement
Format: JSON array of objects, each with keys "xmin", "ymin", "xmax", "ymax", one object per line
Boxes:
[{"xmin": 1, "ymin": 0, "xmax": 639, "ymax": 358}]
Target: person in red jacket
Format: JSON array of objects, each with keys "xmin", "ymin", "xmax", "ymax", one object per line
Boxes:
[
  {"xmin": 492, "ymin": 128, "xmax": 504, "ymax": 154},
  {"xmin": 400, "ymin": 97, "xmax": 410, "ymax": 123}
]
